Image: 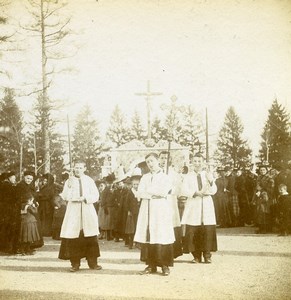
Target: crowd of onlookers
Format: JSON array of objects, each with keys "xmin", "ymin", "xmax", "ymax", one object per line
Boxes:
[
  {"xmin": 212, "ymin": 163, "xmax": 291, "ymax": 235},
  {"xmin": 0, "ymin": 160, "xmax": 290, "ymax": 256}
]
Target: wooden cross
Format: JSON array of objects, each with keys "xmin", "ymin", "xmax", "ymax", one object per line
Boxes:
[{"xmin": 135, "ymin": 81, "xmax": 162, "ymax": 140}]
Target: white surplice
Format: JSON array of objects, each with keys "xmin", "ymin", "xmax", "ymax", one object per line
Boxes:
[
  {"xmin": 60, "ymin": 175, "xmax": 99, "ymax": 238},
  {"xmin": 134, "ymin": 170, "xmax": 175, "ymax": 244},
  {"xmin": 180, "ymin": 171, "xmax": 217, "ymax": 226}
]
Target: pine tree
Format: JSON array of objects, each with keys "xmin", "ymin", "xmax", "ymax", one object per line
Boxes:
[
  {"xmin": 129, "ymin": 110, "xmax": 146, "ymax": 141},
  {"xmin": 151, "ymin": 116, "xmax": 168, "ymax": 143},
  {"xmin": 30, "ymin": 93, "xmax": 64, "ymax": 177},
  {"xmin": 215, "ymin": 106, "xmax": 252, "ymax": 168},
  {"xmin": 260, "ymin": 99, "xmax": 291, "ymax": 166},
  {"xmin": 106, "ymin": 105, "xmax": 130, "ymax": 147},
  {"xmin": 178, "ymin": 105, "xmax": 204, "ymax": 153},
  {"xmin": 73, "ymin": 104, "xmax": 103, "ymax": 177},
  {"xmin": 0, "ymin": 88, "xmax": 23, "ymax": 173}
]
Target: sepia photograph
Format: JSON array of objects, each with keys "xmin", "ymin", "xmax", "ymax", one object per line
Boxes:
[{"xmin": 0, "ymin": 0, "xmax": 290, "ymax": 299}]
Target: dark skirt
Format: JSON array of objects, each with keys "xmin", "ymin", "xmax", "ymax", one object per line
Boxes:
[
  {"xmin": 19, "ymin": 220, "xmax": 40, "ymax": 243},
  {"xmin": 183, "ymin": 225, "xmax": 217, "ymax": 253},
  {"xmin": 140, "ymin": 243, "xmax": 174, "ymax": 267},
  {"xmin": 51, "ymin": 206, "xmax": 66, "ymax": 240},
  {"xmin": 173, "ymin": 226, "xmax": 183, "ymax": 258},
  {"xmin": 58, "ymin": 231, "xmax": 100, "ymax": 260}
]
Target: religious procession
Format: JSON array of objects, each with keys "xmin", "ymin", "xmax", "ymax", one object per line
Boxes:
[{"xmin": 0, "ymin": 146, "xmax": 290, "ymax": 277}]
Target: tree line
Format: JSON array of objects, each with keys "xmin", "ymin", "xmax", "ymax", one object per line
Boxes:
[{"xmin": 0, "ymin": 1, "xmax": 290, "ymax": 179}]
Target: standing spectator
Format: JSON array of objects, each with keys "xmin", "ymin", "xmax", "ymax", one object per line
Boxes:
[
  {"xmin": 102, "ymin": 174, "xmax": 115, "ymax": 241},
  {"xmin": 244, "ymin": 166, "xmax": 257, "ymax": 225},
  {"xmin": 0, "ymin": 172, "xmax": 18, "ymax": 253},
  {"xmin": 255, "ymin": 164, "xmax": 274, "ymax": 233},
  {"xmin": 19, "ymin": 193, "xmax": 41, "ymax": 255},
  {"xmin": 227, "ymin": 167, "xmax": 240, "ymax": 227},
  {"xmin": 125, "ymin": 168, "xmax": 142, "ymax": 249},
  {"xmin": 134, "ymin": 153, "xmax": 174, "ymax": 276},
  {"xmin": 96, "ymin": 180, "xmax": 107, "ymax": 240},
  {"xmin": 58, "ymin": 160, "xmax": 102, "ymax": 272},
  {"xmin": 180, "ymin": 153, "xmax": 217, "ymax": 264},
  {"xmin": 235, "ymin": 169, "xmax": 251, "ymax": 226},
  {"xmin": 213, "ymin": 167, "xmax": 232, "ymax": 228},
  {"xmin": 112, "ymin": 176, "xmax": 128, "ymax": 242},
  {"xmin": 16, "ymin": 171, "xmax": 44, "ymax": 250},
  {"xmin": 277, "ymin": 184, "xmax": 291, "ymax": 236},
  {"xmin": 38, "ymin": 173, "xmax": 56, "ymax": 236},
  {"xmin": 51, "ymin": 173, "xmax": 69, "ymax": 240}
]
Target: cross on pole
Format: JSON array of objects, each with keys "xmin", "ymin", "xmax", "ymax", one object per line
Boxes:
[{"xmin": 135, "ymin": 81, "xmax": 162, "ymax": 140}]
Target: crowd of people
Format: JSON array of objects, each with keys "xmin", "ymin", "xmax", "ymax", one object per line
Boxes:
[{"xmin": 0, "ymin": 153, "xmax": 290, "ymax": 276}]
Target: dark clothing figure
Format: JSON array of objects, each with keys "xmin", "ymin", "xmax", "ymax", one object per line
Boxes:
[
  {"xmin": 16, "ymin": 180, "xmax": 44, "ymax": 249},
  {"xmin": 213, "ymin": 176, "xmax": 231, "ymax": 227},
  {"xmin": 235, "ymin": 174, "xmax": 252, "ymax": 225},
  {"xmin": 0, "ymin": 180, "xmax": 19, "ymax": 253},
  {"xmin": 277, "ymin": 194, "xmax": 291, "ymax": 235},
  {"xmin": 102, "ymin": 185, "xmax": 115, "ymax": 240},
  {"xmin": 245, "ymin": 171, "xmax": 257, "ymax": 225},
  {"xmin": 38, "ymin": 174, "xmax": 56, "ymax": 236},
  {"xmin": 51, "ymin": 195, "xmax": 66, "ymax": 240},
  {"xmin": 125, "ymin": 189, "xmax": 140, "ymax": 248},
  {"xmin": 227, "ymin": 175, "xmax": 240, "ymax": 227},
  {"xmin": 112, "ymin": 187, "xmax": 128, "ymax": 241},
  {"xmin": 19, "ymin": 204, "xmax": 41, "ymax": 255}
]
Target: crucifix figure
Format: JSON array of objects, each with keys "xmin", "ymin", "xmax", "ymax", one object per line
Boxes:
[{"xmin": 135, "ymin": 81, "xmax": 162, "ymax": 140}]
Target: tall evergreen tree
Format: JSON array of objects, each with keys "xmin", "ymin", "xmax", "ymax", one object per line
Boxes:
[
  {"xmin": 106, "ymin": 105, "xmax": 130, "ymax": 147},
  {"xmin": 151, "ymin": 116, "xmax": 168, "ymax": 143},
  {"xmin": 129, "ymin": 110, "xmax": 146, "ymax": 141},
  {"xmin": 0, "ymin": 88, "xmax": 23, "ymax": 173},
  {"xmin": 30, "ymin": 93, "xmax": 64, "ymax": 177},
  {"xmin": 260, "ymin": 99, "xmax": 291, "ymax": 166},
  {"xmin": 178, "ymin": 105, "xmax": 204, "ymax": 153},
  {"xmin": 72, "ymin": 104, "xmax": 103, "ymax": 177},
  {"xmin": 215, "ymin": 106, "xmax": 252, "ymax": 168}
]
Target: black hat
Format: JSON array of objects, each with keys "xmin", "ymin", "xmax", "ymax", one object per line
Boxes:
[
  {"xmin": 5, "ymin": 171, "xmax": 16, "ymax": 180},
  {"xmin": 23, "ymin": 170, "xmax": 35, "ymax": 177},
  {"xmin": 104, "ymin": 173, "xmax": 115, "ymax": 184}
]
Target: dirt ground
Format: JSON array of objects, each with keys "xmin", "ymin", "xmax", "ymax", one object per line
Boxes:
[{"xmin": 0, "ymin": 227, "xmax": 290, "ymax": 300}]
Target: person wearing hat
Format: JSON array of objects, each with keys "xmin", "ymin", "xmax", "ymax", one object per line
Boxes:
[
  {"xmin": 112, "ymin": 169, "xmax": 128, "ymax": 243},
  {"xmin": 38, "ymin": 173, "xmax": 56, "ymax": 237},
  {"xmin": 96, "ymin": 180, "xmax": 107, "ymax": 240},
  {"xmin": 101, "ymin": 173, "xmax": 116, "ymax": 241},
  {"xmin": 124, "ymin": 168, "xmax": 142, "ymax": 249},
  {"xmin": 213, "ymin": 167, "xmax": 231, "ymax": 228},
  {"xmin": 16, "ymin": 170, "xmax": 44, "ymax": 252},
  {"xmin": 0, "ymin": 171, "xmax": 18, "ymax": 253},
  {"xmin": 58, "ymin": 160, "xmax": 102, "ymax": 272},
  {"xmin": 253, "ymin": 164, "xmax": 274, "ymax": 233}
]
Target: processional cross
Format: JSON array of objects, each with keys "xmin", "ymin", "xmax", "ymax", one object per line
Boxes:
[{"xmin": 135, "ymin": 81, "xmax": 162, "ymax": 140}]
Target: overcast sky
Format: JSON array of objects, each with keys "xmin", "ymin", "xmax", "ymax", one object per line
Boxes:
[{"xmin": 3, "ymin": 0, "xmax": 291, "ymax": 158}]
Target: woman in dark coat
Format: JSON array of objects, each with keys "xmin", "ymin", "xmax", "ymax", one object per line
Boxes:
[
  {"xmin": 0, "ymin": 172, "xmax": 18, "ymax": 253},
  {"xmin": 16, "ymin": 171, "xmax": 43, "ymax": 249},
  {"xmin": 213, "ymin": 168, "xmax": 232, "ymax": 228},
  {"xmin": 38, "ymin": 173, "xmax": 56, "ymax": 236}
]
